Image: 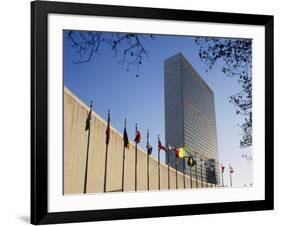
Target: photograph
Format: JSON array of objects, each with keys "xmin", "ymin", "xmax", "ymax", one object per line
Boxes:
[
  {"xmin": 63, "ymin": 30, "xmax": 253, "ymax": 195},
  {"xmin": 30, "ymin": 1, "xmax": 273, "ymax": 224}
]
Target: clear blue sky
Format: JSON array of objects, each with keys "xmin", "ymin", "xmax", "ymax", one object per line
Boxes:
[{"xmin": 63, "ymin": 31, "xmax": 252, "ymax": 187}]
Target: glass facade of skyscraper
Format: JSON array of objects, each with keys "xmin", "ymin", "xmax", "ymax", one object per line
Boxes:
[{"xmin": 164, "ymin": 53, "xmax": 220, "ymax": 185}]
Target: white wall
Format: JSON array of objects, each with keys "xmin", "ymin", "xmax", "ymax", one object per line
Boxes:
[{"xmin": 0, "ymin": 0, "xmax": 279, "ymax": 225}]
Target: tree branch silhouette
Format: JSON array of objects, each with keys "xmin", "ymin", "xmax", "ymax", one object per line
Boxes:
[
  {"xmin": 195, "ymin": 37, "xmax": 252, "ymax": 148},
  {"xmin": 67, "ymin": 31, "xmax": 154, "ymax": 76}
]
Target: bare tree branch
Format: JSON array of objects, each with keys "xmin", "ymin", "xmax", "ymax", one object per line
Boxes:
[
  {"xmin": 195, "ymin": 37, "xmax": 252, "ymax": 148},
  {"xmin": 67, "ymin": 31, "xmax": 153, "ymax": 76}
]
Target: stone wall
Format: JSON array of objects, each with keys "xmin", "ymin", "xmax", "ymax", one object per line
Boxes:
[{"xmin": 64, "ymin": 87, "xmax": 214, "ymax": 194}]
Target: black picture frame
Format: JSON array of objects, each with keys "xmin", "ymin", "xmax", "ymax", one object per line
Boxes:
[{"xmin": 31, "ymin": 0, "xmax": 274, "ymax": 224}]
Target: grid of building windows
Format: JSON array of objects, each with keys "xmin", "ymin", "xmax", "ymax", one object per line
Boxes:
[{"xmin": 164, "ymin": 53, "xmax": 220, "ymax": 185}]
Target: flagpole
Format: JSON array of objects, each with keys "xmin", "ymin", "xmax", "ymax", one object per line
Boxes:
[
  {"xmin": 175, "ymin": 153, "xmax": 178, "ymax": 189},
  {"xmin": 121, "ymin": 119, "xmax": 127, "ymax": 192},
  {"xmin": 157, "ymin": 135, "xmax": 161, "ymax": 190},
  {"xmin": 147, "ymin": 130, "xmax": 150, "ymax": 191},
  {"xmin": 83, "ymin": 101, "xmax": 92, "ymax": 194},
  {"xmin": 168, "ymin": 148, "xmax": 170, "ymax": 190},
  {"xmin": 195, "ymin": 154, "xmax": 198, "ymax": 188},
  {"xmin": 205, "ymin": 160, "xmax": 208, "ymax": 188},
  {"xmin": 195, "ymin": 165, "xmax": 198, "ymax": 188},
  {"xmin": 189, "ymin": 164, "xmax": 192, "ymax": 189},
  {"xmin": 183, "ymin": 158, "xmax": 186, "ymax": 189},
  {"xmin": 84, "ymin": 126, "xmax": 91, "ymax": 193},
  {"xmin": 135, "ymin": 124, "xmax": 138, "ymax": 192},
  {"xmin": 229, "ymin": 163, "xmax": 232, "ymax": 187},
  {"xmin": 200, "ymin": 158, "xmax": 203, "ymax": 188},
  {"xmin": 214, "ymin": 160, "xmax": 217, "ymax": 187},
  {"xmin": 221, "ymin": 164, "xmax": 224, "ymax": 187},
  {"xmin": 104, "ymin": 110, "xmax": 110, "ymax": 193}
]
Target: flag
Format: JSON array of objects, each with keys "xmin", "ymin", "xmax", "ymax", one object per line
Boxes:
[
  {"xmin": 200, "ymin": 158, "xmax": 205, "ymax": 166},
  {"xmin": 105, "ymin": 110, "xmax": 110, "ymax": 144},
  {"xmin": 176, "ymin": 147, "xmax": 184, "ymax": 158},
  {"xmin": 221, "ymin": 164, "xmax": 225, "ymax": 173},
  {"xmin": 85, "ymin": 101, "xmax": 92, "ymax": 131},
  {"xmin": 205, "ymin": 159, "xmax": 215, "ymax": 176},
  {"xmin": 209, "ymin": 160, "xmax": 215, "ymax": 175},
  {"xmin": 123, "ymin": 126, "xmax": 129, "ymax": 148},
  {"xmin": 158, "ymin": 137, "xmax": 166, "ymax": 151},
  {"xmin": 168, "ymin": 145, "xmax": 177, "ymax": 153},
  {"xmin": 134, "ymin": 130, "xmax": 141, "ymax": 143},
  {"xmin": 205, "ymin": 159, "xmax": 211, "ymax": 168},
  {"xmin": 146, "ymin": 144, "xmax": 153, "ymax": 155},
  {"xmin": 168, "ymin": 145, "xmax": 173, "ymax": 151},
  {"xmin": 194, "ymin": 155, "xmax": 201, "ymax": 165},
  {"xmin": 183, "ymin": 146, "xmax": 190, "ymax": 156},
  {"xmin": 230, "ymin": 165, "xmax": 234, "ymax": 173},
  {"xmin": 176, "ymin": 146, "xmax": 189, "ymax": 158},
  {"xmin": 204, "ymin": 160, "xmax": 208, "ymax": 167},
  {"xmin": 187, "ymin": 155, "xmax": 195, "ymax": 167}
]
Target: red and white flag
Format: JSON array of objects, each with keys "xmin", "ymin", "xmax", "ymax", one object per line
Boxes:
[
  {"xmin": 221, "ymin": 164, "xmax": 225, "ymax": 173},
  {"xmin": 229, "ymin": 165, "xmax": 234, "ymax": 174}
]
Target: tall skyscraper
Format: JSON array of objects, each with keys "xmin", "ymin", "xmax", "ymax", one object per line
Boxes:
[{"xmin": 164, "ymin": 53, "xmax": 220, "ymax": 185}]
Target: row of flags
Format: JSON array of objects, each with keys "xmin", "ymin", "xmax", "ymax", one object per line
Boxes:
[
  {"xmin": 221, "ymin": 164, "xmax": 234, "ymax": 174},
  {"xmin": 220, "ymin": 164, "xmax": 234, "ymax": 187},
  {"xmin": 84, "ymin": 103, "xmax": 235, "ymax": 192},
  {"xmin": 101, "ymin": 107, "xmax": 221, "ymax": 171},
  {"xmin": 98, "ymin": 107, "xmax": 230, "ymax": 172}
]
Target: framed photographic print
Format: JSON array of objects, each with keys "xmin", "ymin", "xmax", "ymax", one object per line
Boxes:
[{"xmin": 31, "ymin": 0, "xmax": 274, "ymax": 224}]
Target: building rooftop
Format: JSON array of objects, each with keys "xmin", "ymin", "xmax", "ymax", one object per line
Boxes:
[{"xmin": 165, "ymin": 52, "xmax": 214, "ymax": 95}]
